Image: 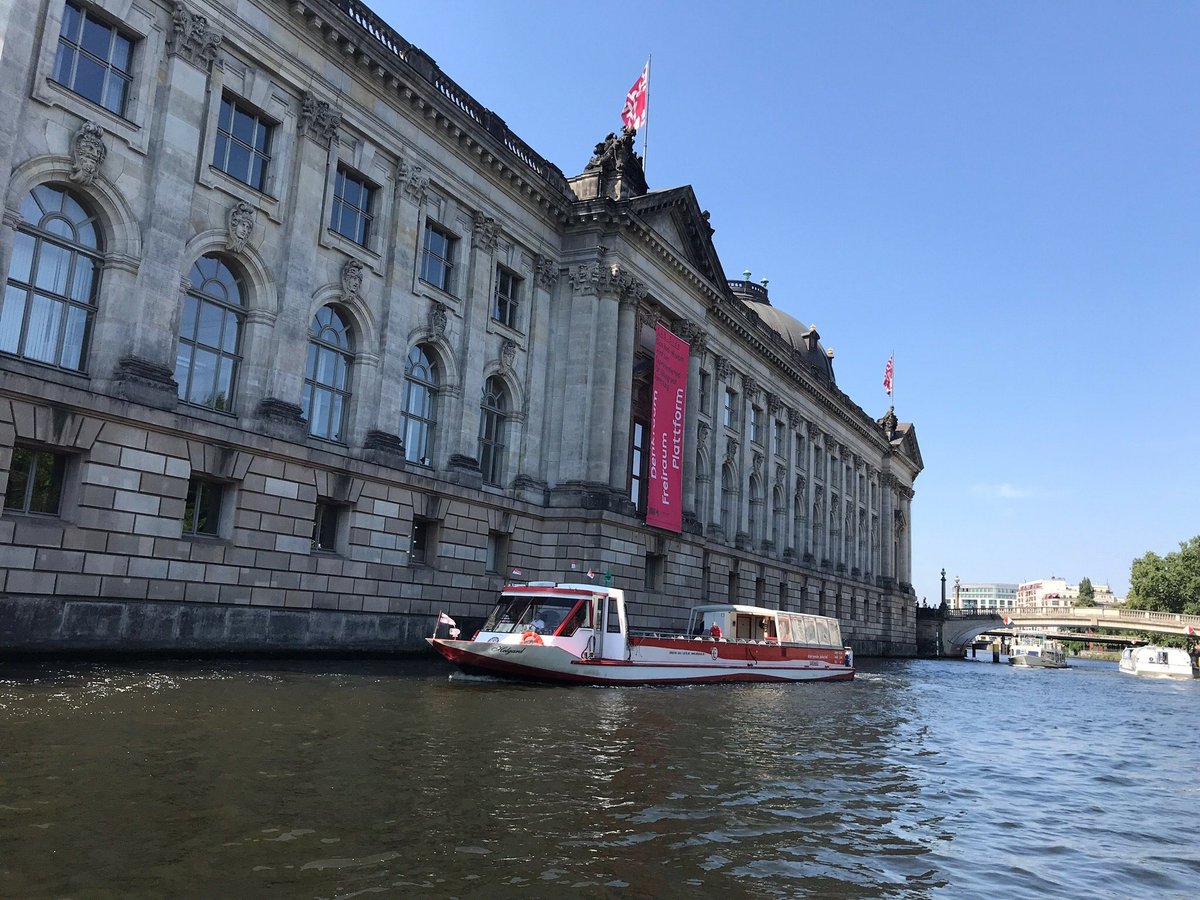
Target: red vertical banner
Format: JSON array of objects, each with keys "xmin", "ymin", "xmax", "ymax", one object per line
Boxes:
[{"xmin": 647, "ymin": 324, "xmax": 689, "ymax": 533}]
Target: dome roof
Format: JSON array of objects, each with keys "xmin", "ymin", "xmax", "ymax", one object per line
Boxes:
[{"xmin": 728, "ymin": 279, "xmax": 835, "ymax": 386}]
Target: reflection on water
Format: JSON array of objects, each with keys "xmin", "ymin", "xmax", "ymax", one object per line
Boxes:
[{"xmin": 2, "ymin": 657, "xmax": 1198, "ymax": 898}]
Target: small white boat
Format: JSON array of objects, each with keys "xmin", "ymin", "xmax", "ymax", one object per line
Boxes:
[
  {"xmin": 1119, "ymin": 645, "xmax": 1199, "ymax": 679},
  {"xmin": 1008, "ymin": 636, "xmax": 1068, "ymax": 669},
  {"xmin": 427, "ymin": 581, "xmax": 854, "ymax": 685}
]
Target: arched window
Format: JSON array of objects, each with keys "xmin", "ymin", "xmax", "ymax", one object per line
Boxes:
[
  {"xmin": 175, "ymin": 254, "xmax": 244, "ymax": 411},
  {"xmin": 720, "ymin": 462, "xmax": 738, "ymax": 538},
  {"xmin": 479, "ymin": 376, "xmax": 508, "ymax": 486},
  {"xmin": 793, "ymin": 488, "xmax": 807, "ymax": 556},
  {"xmin": 811, "ymin": 501, "xmax": 823, "ymax": 561},
  {"xmin": 772, "ymin": 484, "xmax": 786, "ymax": 550},
  {"xmin": 748, "ymin": 474, "xmax": 764, "ymax": 546},
  {"xmin": 2, "ymin": 184, "xmax": 101, "ymax": 370},
  {"xmin": 303, "ymin": 305, "xmax": 352, "ymax": 441},
  {"xmin": 401, "ymin": 345, "xmax": 438, "ymax": 465}
]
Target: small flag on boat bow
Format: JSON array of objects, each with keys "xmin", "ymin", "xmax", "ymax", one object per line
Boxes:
[{"xmin": 438, "ymin": 612, "xmax": 457, "ymax": 627}]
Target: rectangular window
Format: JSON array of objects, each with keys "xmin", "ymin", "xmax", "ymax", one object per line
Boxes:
[
  {"xmin": 312, "ymin": 500, "xmax": 339, "ymax": 552},
  {"xmin": 52, "ymin": 1, "xmax": 134, "ymax": 117},
  {"xmin": 750, "ymin": 406, "xmax": 763, "ymax": 444},
  {"xmin": 212, "ymin": 96, "xmax": 273, "ymax": 192},
  {"xmin": 629, "ymin": 419, "xmax": 648, "ymax": 511},
  {"xmin": 410, "ymin": 516, "xmax": 437, "ymax": 566},
  {"xmin": 419, "ymin": 222, "xmax": 455, "ymax": 292},
  {"xmin": 329, "ymin": 166, "xmax": 374, "ymax": 246},
  {"xmin": 774, "ymin": 420, "xmax": 785, "ymax": 450},
  {"xmin": 4, "ymin": 445, "xmax": 68, "ymax": 515},
  {"xmin": 698, "ymin": 370, "xmax": 711, "ymax": 410},
  {"xmin": 796, "ymin": 435, "xmax": 806, "ymax": 469},
  {"xmin": 486, "ymin": 530, "xmax": 509, "ymax": 575},
  {"xmin": 723, "ymin": 388, "xmax": 738, "ymax": 430},
  {"xmin": 492, "ymin": 267, "xmax": 520, "ymax": 329},
  {"xmin": 183, "ymin": 478, "xmax": 223, "ymax": 536},
  {"xmin": 644, "ymin": 553, "xmax": 665, "ymax": 591}
]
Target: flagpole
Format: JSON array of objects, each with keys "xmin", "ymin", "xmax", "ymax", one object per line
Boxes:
[{"xmin": 642, "ymin": 55, "xmax": 651, "ymax": 175}]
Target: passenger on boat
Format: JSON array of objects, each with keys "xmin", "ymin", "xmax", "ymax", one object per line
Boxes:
[{"xmin": 709, "ymin": 623, "xmax": 723, "ymax": 639}]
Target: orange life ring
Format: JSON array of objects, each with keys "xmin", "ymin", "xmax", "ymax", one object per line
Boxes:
[{"xmin": 520, "ymin": 630, "xmax": 544, "ymax": 645}]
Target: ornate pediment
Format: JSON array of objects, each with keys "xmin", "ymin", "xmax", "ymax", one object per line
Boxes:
[{"xmin": 624, "ymin": 186, "xmax": 727, "ymax": 288}]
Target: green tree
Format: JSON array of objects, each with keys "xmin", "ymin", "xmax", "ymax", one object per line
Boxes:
[
  {"xmin": 1075, "ymin": 576, "xmax": 1097, "ymax": 607},
  {"xmin": 1127, "ymin": 536, "xmax": 1200, "ymax": 615}
]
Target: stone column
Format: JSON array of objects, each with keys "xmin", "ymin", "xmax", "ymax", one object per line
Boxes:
[
  {"xmin": 270, "ymin": 93, "xmax": 340, "ymax": 419},
  {"xmin": 680, "ymin": 322, "xmax": 706, "ymax": 518},
  {"xmin": 604, "ymin": 278, "xmax": 640, "ymax": 489},
  {"xmin": 738, "ymin": 374, "xmax": 758, "ymax": 545},
  {"xmin": 515, "ymin": 255, "xmax": 557, "ymax": 486},
  {"xmin": 367, "ymin": 152, "xmax": 429, "ymax": 450},
  {"xmin": 899, "ymin": 491, "xmax": 913, "ymax": 585},
  {"xmin": 107, "ymin": 40, "xmax": 219, "ymax": 404},
  {"xmin": 449, "ymin": 212, "xmax": 501, "ymax": 468},
  {"xmin": 880, "ymin": 473, "xmax": 896, "ymax": 582},
  {"xmin": 556, "ymin": 262, "xmax": 602, "ymax": 483},
  {"xmin": 708, "ymin": 356, "xmax": 731, "ymax": 539}
]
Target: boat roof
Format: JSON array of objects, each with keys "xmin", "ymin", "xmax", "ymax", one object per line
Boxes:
[
  {"xmin": 502, "ymin": 582, "xmax": 622, "ymax": 596},
  {"xmin": 688, "ymin": 603, "xmax": 836, "ymax": 621}
]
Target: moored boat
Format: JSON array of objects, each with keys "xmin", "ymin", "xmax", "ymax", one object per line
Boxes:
[
  {"xmin": 427, "ymin": 581, "xmax": 854, "ymax": 685},
  {"xmin": 1008, "ymin": 636, "xmax": 1068, "ymax": 669},
  {"xmin": 1118, "ymin": 645, "xmax": 1199, "ymax": 679}
]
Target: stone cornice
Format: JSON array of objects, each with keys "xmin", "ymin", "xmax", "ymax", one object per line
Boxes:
[
  {"xmin": 279, "ymin": 0, "xmax": 575, "ymax": 221},
  {"xmin": 706, "ymin": 298, "xmax": 897, "ymax": 455}
]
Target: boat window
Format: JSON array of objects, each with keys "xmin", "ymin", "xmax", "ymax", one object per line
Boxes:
[
  {"xmin": 801, "ymin": 616, "xmax": 817, "ymax": 645},
  {"xmin": 605, "ymin": 599, "xmax": 622, "ymax": 633},
  {"xmin": 557, "ymin": 600, "xmax": 587, "ymax": 636},
  {"xmin": 777, "ymin": 617, "xmax": 793, "ymax": 643},
  {"xmin": 817, "ymin": 619, "xmax": 834, "ymax": 647},
  {"xmin": 481, "ymin": 596, "xmax": 578, "ymax": 634},
  {"xmin": 482, "ymin": 598, "xmax": 534, "ymax": 633}
]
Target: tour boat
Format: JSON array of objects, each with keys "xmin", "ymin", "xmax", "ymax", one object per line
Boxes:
[
  {"xmin": 427, "ymin": 582, "xmax": 854, "ymax": 685},
  {"xmin": 1118, "ymin": 645, "xmax": 1199, "ymax": 679},
  {"xmin": 1007, "ymin": 636, "xmax": 1068, "ymax": 669}
]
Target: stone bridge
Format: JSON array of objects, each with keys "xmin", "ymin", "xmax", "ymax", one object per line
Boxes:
[{"xmin": 916, "ymin": 606, "xmax": 1200, "ymax": 658}]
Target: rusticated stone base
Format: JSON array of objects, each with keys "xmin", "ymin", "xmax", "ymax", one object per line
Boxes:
[{"xmin": 0, "ymin": 596, "xmax": 450, "ymax": 657}]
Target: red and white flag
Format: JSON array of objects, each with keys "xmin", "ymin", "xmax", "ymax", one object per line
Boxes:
[
  {"xmin": 621, "ymin": 61, "xmax": 649, "ymax": 131},
  {"xmin": 587, "ymin": 568, "xmax": 595, "ymax": 580},
  {"xmin": 511, "ymin": 568, "xmax": 523, "ymax": 577},
  {"xmin": 438, "ymin": 612, "xmax": 457, "ymax": 627},
  {"xmin": 883, "ymin": 356, "xmax": 894, "ymax": 396}
]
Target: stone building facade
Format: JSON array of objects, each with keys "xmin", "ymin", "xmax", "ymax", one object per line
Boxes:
[{"xmin": 0, "ymin": 0, "xmax": 922, "ymax": 656}]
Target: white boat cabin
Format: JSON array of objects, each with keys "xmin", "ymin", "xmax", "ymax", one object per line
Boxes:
[
  {"xmin": 686, "ymin": 604, "xmax": 844, "ymax": 649},
  {"xmin": 473, "ymin": 583, "xmax": 846, "ymax": 662}
]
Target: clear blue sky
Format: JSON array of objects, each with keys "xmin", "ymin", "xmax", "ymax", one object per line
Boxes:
[{"xmin": 372, "ymin": 1, "xmax": 1199, "ymax": 602}]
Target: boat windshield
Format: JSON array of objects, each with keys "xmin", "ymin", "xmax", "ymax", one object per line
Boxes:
[{"xmin": 482, "ymin": 595, "xmax": 582, "ymax": 635}]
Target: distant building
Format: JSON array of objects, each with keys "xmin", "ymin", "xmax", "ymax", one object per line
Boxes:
[
  {"xmin": 1017, "ymin": 578, "xmax": 1122, "ymax": 607},
  {"xmin": 951, "ymin": 582, "xmax": 1017, "ymax": 612}
]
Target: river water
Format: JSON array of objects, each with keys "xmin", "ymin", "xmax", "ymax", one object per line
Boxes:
[{"xmin": 1, "ymin": 654, "xmax": 1197, "ymax": 899}]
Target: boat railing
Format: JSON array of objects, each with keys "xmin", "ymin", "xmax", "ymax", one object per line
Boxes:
[{"xmin": 627, "ymin": 629, "xmax": 833, "ymax": 649}]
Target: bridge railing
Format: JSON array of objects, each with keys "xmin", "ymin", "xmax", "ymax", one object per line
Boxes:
[{"xmin": 1017, "ymin": 606, "xmax": 1200, "ymax": 627}]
